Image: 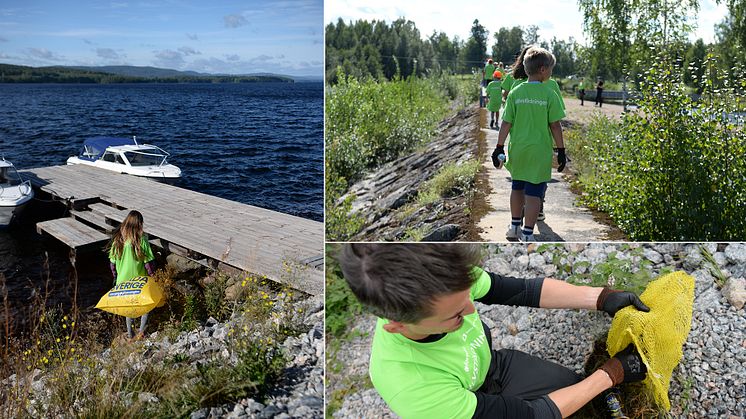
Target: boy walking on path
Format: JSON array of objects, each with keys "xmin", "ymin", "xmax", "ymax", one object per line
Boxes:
[
  {"xmin": 486, "ymin": 71, "xmax": 503, "ymax": 128},
  {"xmin": 337, "ymin": 244, "xmax": 649, "ymax": 419},
  {"xmin": 492, "ymin": 46, "xmax": 566, "ymax": 242}
]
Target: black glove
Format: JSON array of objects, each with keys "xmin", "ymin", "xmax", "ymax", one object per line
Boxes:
[
  {"xmin": 556, "ymin": 148, "xmax": 566, "ymax": 172},
  {"xmin": 492, "ymin": 145, "xmax": 505, "ymax": 168},
  {"xmin": 600, "ymin": 344, "xmax": 647, "ymax": 385},
  {"xmin": 597, "ymin": 287, "xmax": 650, "ymax": 316}
]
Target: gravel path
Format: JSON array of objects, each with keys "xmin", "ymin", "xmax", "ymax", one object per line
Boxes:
[{"xmin": 328, "ymin": 243, "xmax": 746, "ymax": 418}]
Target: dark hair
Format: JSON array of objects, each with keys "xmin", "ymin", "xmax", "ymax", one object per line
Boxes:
[
  {"xmin": 511, "ymin": 46, "xmax": 531, "ymax": 80},
  {"xmin": 523, "ymin": 46, "xmax": 556, "ymax": 76},
  {"xmin": 336, "ymin": 244, "xmax": 482, "ymax": 323}
]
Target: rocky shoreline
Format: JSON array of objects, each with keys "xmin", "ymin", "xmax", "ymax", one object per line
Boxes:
[
  {"xmin": 2, "ymin": 266, "xmax": 325, "ymax": 419},
  {"xmin": 328, "ymin": 243, "xmax": 746, "ymax": 418}
]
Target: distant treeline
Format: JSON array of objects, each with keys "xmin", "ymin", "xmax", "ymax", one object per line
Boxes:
[{"xmin": 0, "ymin": 64, "xmax": 294, "ymax": 83}]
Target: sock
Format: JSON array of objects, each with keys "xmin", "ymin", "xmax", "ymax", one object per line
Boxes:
[
  {"xmin": 511, "ymin": 218, "xmax": 522, "ymax": 228},
  {"xmin": 522, "ymin": 225, "xmax": 534, "ymax": 236}
]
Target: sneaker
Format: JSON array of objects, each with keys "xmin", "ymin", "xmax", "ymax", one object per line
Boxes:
[
  {"xmin": 520, "ymin": 232, "xmax": 536, "ymax": 242},
  {"xmin": 490, "ymin": 120, "xmax": 494, "ymax": 128},
  {"xmin": 506, "ymin": 225, "xmax": 521, "ymax": 240},
  {"xmin": 537, "ymin": 211, "xmax": 545, "ymax": 222}
]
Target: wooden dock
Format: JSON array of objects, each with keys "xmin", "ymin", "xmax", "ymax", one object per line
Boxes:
[{"xmin": 22, "ymin": 165, "xmax": 323, "ymax": 295}]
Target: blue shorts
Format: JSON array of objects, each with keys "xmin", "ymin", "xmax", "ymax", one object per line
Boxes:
[{"xmin": 511, "ymin": 180, "xmax": 547, "ymax": 198}]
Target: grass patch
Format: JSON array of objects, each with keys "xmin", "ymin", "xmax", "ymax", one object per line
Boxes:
[
  {"xmin": 417, "ymin": 160, "xmax": 481, "ymax": 206},
  {"xmin": 325, "ymin": 246, "xmax": 363, "ymax": 339}
]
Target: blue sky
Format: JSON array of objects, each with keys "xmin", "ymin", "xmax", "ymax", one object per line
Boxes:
[
  {"xmin": 327, "ymin": 0, "xmax": 728, "ymax": 45},
  {"xmin": 0, "ymin": 0, "xmax": 323, "ymax": 76}
]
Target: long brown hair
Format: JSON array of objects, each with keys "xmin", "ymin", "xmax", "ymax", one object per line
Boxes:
[
  {"xmin": 511, "ymin": 45, "xmax": 532, "ymax": 80},
  {"xmin": 107, "ymin": 210, "xmax": 146, "ymax": 260}
]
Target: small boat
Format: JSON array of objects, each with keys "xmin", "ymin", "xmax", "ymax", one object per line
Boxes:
[
  {"xmin": 66, "ymin": 136, "xmax": 181, "ymax": 182},
  {"xmin": 0, "ymin": 157, "xmax": 34, "ymax": 227}
]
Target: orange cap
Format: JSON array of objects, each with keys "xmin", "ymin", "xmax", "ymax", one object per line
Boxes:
[{"xmin": 493, "ymin": 70, "xmax": 502, "ymax": 79}]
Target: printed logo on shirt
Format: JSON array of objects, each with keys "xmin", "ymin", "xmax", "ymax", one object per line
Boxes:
[
  {"xmin": 460, "ymin": 315, "xmax": 486, "ymax": 388},
  {"xmin": 515, "ymin": 98, "xmax": 547, "ymax": 106}
]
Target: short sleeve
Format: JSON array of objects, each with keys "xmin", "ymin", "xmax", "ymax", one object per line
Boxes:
[
  {"xmin": 502, "ymin": 91, "xmax": 515, "ymax": 124},
  {"xmin": 470, "ymin": 266, "xmax": 492, "ymax": 300},
  {"xmin": 547, "ymin": 89, "xmax": 565, "ymax": 123},
  {"xmin": 140, "ymin": 236, "xmax": 155, "ymax": 263}
]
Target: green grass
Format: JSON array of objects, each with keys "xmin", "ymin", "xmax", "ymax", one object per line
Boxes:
[
  {"xmin": 416, "ymin": 160, "xmax": 481, "ymax": 206},
  {"xmin": 325, "ymin": 72, "xmax": 478, "ymax": 241}
]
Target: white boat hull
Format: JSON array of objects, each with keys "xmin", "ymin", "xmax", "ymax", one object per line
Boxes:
[
  {"xmin": 66, "ymin": 157, "xmax": 181, "ymax": 180},
  {"xmin": 0, "ymin": 187, "xmax": 33, "ymax": 227}
]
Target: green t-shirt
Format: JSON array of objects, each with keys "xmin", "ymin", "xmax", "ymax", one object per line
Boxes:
[
  {"xmin": 369, "ymin": 267, "xmax": 493, "ymax": 419},
  {"xmin": 546, "ymin": 78, "xmax": 565, "ymax": 110},
  {"xmin": 502, "ymin": 81, "xmax": 565, "ymax": 184},
  {"xmin": 484, "ymin": 63, "xmax": 495, "ymax": 80},
  {"xmin": 578, "ymin": 81, "xmax": 585, "ymax": 90},
  {"xmin": 501, "ymin": 72, "xmax": 514, "ymax": 93},
  {"xmin": 109, "ymin": 236, "xmax": 155, "ymax": 285},
  {"xmin": 486, "ymin": 80, "xmax": 503, "ymax": 112}
]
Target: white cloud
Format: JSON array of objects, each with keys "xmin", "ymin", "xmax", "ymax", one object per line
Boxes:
[
  {"xmin": 26, "ymin": 47, "xmax": 64, "ymax": 61},
  {"xmin": 178, "ymin": 46, "xmax": 200, "ymax": 56},
  {"xmin": 96, "ymin": 48, "xmax": 121, "ymax": 60},
  {"xmin": 224, "ymin": 13, "xmax": 249, "ymax": 28},
  {"xmin": 153, "ymin": 49, "xmax": 185, "ymax": 68}
]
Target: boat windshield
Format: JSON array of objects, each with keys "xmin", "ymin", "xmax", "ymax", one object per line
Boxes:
[
  {"xmin": 124, "ymin": 148, "xmax": 166, "ymax": 166},
  {"xmin": 0, "ymin": 167, "xmax": 23, "ymax": 186}
]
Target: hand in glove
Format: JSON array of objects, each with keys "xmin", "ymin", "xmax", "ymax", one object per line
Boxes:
[
  {"xmin": 597, "ymin": 287, "xmax": 650, "ymax": 316},
  {"xmin": 600, "ymin": 344, "xmax": 647, "ymax": 386},
  {"xmin": 492, "ymin": 145, "xmax": 505, "ymax": 169},
  {"xmin": 557, "ymin": 148, "xmax": 566, "ymax": 172}
]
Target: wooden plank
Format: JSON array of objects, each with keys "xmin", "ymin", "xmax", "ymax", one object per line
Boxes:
[
  {"xmin": 70, "ymin": 209, "xmax": 115, "ymax": 233},
  {"xmin": 37, "ymin": 217, "xmax": 110, "ymax": 249}
]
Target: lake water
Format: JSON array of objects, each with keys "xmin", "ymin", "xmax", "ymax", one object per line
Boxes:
[{"xmin": 0, "ymin": 82, "xmax": 323, "ymax": 323}]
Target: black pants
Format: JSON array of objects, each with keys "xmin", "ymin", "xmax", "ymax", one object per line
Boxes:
[
  {"xmin": 474, "ymin": 349, "xmax": 582, "ymax": 419},
  {"xmin": 595, "ymin": 90, "xmax": 603, "ymax": 106}
]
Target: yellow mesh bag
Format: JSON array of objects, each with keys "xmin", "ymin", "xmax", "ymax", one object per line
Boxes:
[
  {"xmin": 96, "ymin": 276, "xmax": 165, "ymax": 318},
  {"xmin": 606, "ymin": 271, "xmax": 695, "ymax": 410}
]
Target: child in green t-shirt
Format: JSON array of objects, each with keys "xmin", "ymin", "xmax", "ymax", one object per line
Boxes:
[
  {"xmin": 107, "ymin": 210, "xmax": 156, "ymax": 340},
  {"xmin": 492, "ymin": 46, "xmax": 566, "ymax": 241},
  {"xmin": 482, "ymin": 59, "xmax": 495, "ymax": 87},
  {"xmin": 485, "ymin": 71, "xmax": 503, "ymax": 128}
]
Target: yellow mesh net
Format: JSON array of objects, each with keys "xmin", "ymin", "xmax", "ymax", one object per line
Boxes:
[{"xmin": 606, "ymin": 271, "xmax": 695, "ymax": 410}]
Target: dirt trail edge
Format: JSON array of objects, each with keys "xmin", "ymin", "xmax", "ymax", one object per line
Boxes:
[{"xmin": 477, "ymin": 99, "xmax": 615, "ymax": 242}]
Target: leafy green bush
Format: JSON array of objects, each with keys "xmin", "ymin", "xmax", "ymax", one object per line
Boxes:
[
  {"xmin": 324, "ymin": 247, "xmax": 363, "ymax": 338},
  {"xmin": 568, "ymin": 51, "xmax": 746, "ymax": 240},
  {"xmin": 325, "ymin": 72, "xmax": 451, "ymax": 184}
]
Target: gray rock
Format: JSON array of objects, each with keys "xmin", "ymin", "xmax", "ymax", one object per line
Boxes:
[
  {"xmin": 421, "ymin": 224, "xmax": 460, "ymax": 241},
  {"xmin": 725, "ymin": 244, "xmax": 746, "ymax": 264},
  {"xmin": 643, "ymin": 248, "xmax": 663, "ymax": 264},
  {"xmin": 190, "ymin": 408, "xmax": 209, "ymax": 419},
  {"xmin": 722, "ymin": 278, "xmax": 746, "ymax": 309}
]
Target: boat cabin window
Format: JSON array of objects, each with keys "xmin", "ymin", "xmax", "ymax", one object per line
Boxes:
[
  {"xmin": 0, "ymin": 167, "xmax": 22, "ymax": 186},
  {"xmin": 125, "ymin": 149, "xmax": 164, "ymax": 166},
  {"xmin": 102, "ymin": 151, "xmax": 125, "ymax": 164}
]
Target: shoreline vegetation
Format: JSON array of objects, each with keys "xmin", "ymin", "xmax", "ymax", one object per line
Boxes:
[
  {"xmin": 0, "ymin": 63, "xmax": 295, "ymax": 84},
  {"xmin": 0, "ymin": 256, "xmax": 324, "ymax": 418}
]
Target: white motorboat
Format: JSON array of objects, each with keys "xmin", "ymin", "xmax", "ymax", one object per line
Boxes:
[
  {"xmin": 66, "ymin": 136, "xmax": 181, "ymax": 182},
  {"xmin": 0, "ymin": 158, "xmax": 34, "ymax": 227}
]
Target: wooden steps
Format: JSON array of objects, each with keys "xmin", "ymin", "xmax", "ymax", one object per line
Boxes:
[{"xmin": 36, "ymin": 217, "xmax": 109, "ymax": 250}]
